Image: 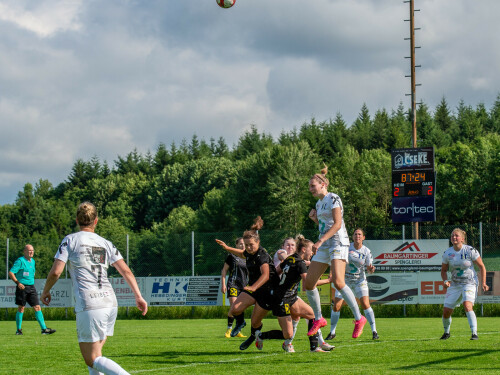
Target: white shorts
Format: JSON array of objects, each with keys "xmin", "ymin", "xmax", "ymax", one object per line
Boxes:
[
  {"xmin": 76, "ymin": 307, "xmax": 118, "ymax": 343},
  {"xmin": 311, "ymin": 239, "xmax": 348, "ymax": 264},
  {"xmin": 443, "ymin": 283, "xmax": 477, "ymax": 309},
  {"xmin": 333, "ymin": 279, "xmax": 369, "ymax": 300}
]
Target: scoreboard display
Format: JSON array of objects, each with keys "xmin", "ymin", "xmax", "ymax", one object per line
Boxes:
[
  {"xmin": 391, "ymin": 147, "xmax": 436, "ymax": 223},
  {"xmin": 392, "ymin": 171, "xmax": 435, "ymax": 197}
]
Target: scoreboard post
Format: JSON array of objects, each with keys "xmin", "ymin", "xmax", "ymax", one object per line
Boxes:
[{"xmin": 391, "ymin": 147, "xmax": 436, "ymax": 223}]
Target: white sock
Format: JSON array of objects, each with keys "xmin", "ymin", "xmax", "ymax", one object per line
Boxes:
[
  {"xmin": 93, "ymin": 356, "xmax": 130, "ymax": 375},
  {"xmin": 291, "ymin": 319, "xmax": 299, "ymax": 341},
  {"xmin": 364, "ymin": 307, "xmax": 376, "ymax": 332},
  {"xmin": 330, "ymin": 310, "xmax": 340, "ymax": 334},
  {"xmin": 306, "ymin": 289, "xmax": 322, "ymax": 320},
  {"xmin": 442, "ymin": 316, "xmax": 452, "ymax": 334},
  {"xmin": 339, "ymin": 286, "xmax": 361, "ymax": 321},
  {"xmin": 284, "ymin": 338, "xmax": 292, "ymax": 345},
  {"xmin": 88, "ymin": 366, "xmax": 103, "ymax": 375},
  {"xmin": 466, "ymin": 311, "xmax": 477, "ymax": 335},
  {"xmin": 317, "ymin": 329, "xmax": 324, "ymax": 344}
]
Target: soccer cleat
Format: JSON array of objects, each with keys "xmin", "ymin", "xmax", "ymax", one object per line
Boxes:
[
  {"xmin": 320, "ymin": 342, "xmax": 335, "ymax": 351},
  {"xmin": 255, "ymin": 333, "xmax": 263, "ymax": 351},
  {"xmin": 225, "ymin": 328, "xmax": 232, "ymax": 338},
  {"xmin": 41, "ymin": 328, "xmax": 56, "ymax": 335},
  {"xmin": 282, "ymin": 342, "xmax": 295, "ymax": 353},
  {"xmin": 236, "ymin": 332, "xmax": 247, "ymax": 338},
  {"xmin": 311, "ymin": 347, "xmax": 328, "ymax": 353},
  {"xmin": 325, "ymin": 332, "xmax": 336, "ymax": 340},
  {"xmin": 231, "ymin": 320, "xmax": 246, "ymax": 337},
  {"xmin": 440, "ymin": 333, "xmax": 450, "ymax": 340},
  {"xmin": 15, "ymin": 329, "xmax": 23, "ymax": 335},
  {"xmin": 352, "ymin": 315, "xmax": 367, "ymax": 338},
  {"xmin": 239, "ymin": 335, "xmax": 255, "ymax": 350},
  {"xmin": 470, "ymin": 334, "xmax": 478, "ymax": 340},
  {"xmin": 372, "ymin": 331, "xmax": 380, "ymax": 340},
  {"xmin": 307, "ymin": 317, "xmax": 327, "ymax": 336}
]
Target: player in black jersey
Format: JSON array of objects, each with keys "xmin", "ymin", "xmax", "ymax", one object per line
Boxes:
[
  {"xmin": 216, "ymin": 217, "xmax": 280, "ymax": 348},
  {"xmin": 221, "ymin": 237, "xmax": 249, "ymax": 338},
  {"xmin": 256, "ymin": 235, "xmax": 333, "ymax": 352}
]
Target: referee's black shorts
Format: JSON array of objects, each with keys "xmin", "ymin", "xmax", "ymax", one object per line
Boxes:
[{"xmin": 15, "ymin": 285, "xmax": 40, "ymax": 307}]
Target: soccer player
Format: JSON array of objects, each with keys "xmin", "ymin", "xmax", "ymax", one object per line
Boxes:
[
  {"xmin": 326, "ymin": 228, "xmax": 379, "ymax": 340},
  {"xmin": 440, "ymin": 228, "xmax": 488, "ymax": 340},
  {"xmin": 221, "ymin": 237, "xmax": 248, "ymax": 338},
  {"xmin": 305, "ymin": 165, "xmax": 367, "ymax": 338},
  {"xmin": 9, "ymin": 244, "xmax": 56, "ymax": 335},
  {"xmin": 41, "ymin": 202, "xmax": 147, "ymax": 375},
  {"xmin": 273, "ymin": 237, "xmax": 296, "ymax": 268},
  {"xmin": 215, "ymin": 216, "xmax": 280, "ymax": 349}
]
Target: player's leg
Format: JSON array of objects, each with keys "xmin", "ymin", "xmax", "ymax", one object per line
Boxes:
[
  {"xmin": 230, "ymin": 291, "xmax": 255, "ymax": 337},
  {"xmin": 304, "ymin": 260, "xmax": 329, "ymax": 335},
  {"xmin": 441, "ymin": 284, "xmax": 460, "ymax": 339},
  {"xmin": 359, "ymin": 296, "xmax": 377, "ymax": 339},
  {"xmin": 26, "ymin": 286, "xmax": 55, "ymax": 334},
  {"xmin": 463, "ymin": 284, "xmax": 478, "ymax": 339},
  {"xmin": 226, "ymin": 295, "xmax": 237, "ymax": 337},
  {"xmin": 327, "ymin": 294, "xmax": 343, "ymax": 339},
  {"xmin": 15, "ymin": 286, "xmax": 26, "ymax": 334}
]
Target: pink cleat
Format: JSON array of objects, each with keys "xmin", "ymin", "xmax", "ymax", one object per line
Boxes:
[
  {"xmin": 307, "ymin": 317, "xmax": 327, "ymax": 336},
  {"xmin": 352, "ymin": 315, "xmax": 367, "ymax": 338}
]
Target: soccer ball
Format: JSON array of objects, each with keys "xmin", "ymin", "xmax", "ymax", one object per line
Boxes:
[{"xmin": 217, "ymin": 0, "xmax": 236, "ymax": 9}]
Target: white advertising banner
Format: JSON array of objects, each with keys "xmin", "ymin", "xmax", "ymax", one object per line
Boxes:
[
  {"xmin": 110, "ymin": 277, "xmax": 146, "ymax": 307},
  {"xmin": 367, "ymin": 273, "xmax": 419, "ymax": 305},
  {"xmin": 478, "ymin": 271, "xmax": 500, "ymax": 304},
  {"xmin": 0, "ymin": 279, "xmax": 73, "ymax": 308},
  {"xmin": 365, "ymin": 239, "xmax": 448, "ymax": 271}
]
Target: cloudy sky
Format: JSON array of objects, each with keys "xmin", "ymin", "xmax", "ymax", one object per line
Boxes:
[{"xmin": 0, "ymin": 0, "xmax": 498, "ymax": 204}]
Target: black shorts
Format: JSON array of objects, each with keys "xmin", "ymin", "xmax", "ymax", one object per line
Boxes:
[
  {"xmin": 272, "ymin": 295, "xmax": 298, "ymax": 317},
  {"xmin": 226, "ymin": 284, "xmax": 244, "ymax": 299},
  {"xmin": 15, "ymin": 285, "xmax": 40, "ymax": 307},
  {"xmin": 242, "ymin": 288, "xmax": 273, "ymax": 311}
]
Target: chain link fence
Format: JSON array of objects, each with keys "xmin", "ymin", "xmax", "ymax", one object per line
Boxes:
[{"xmin": 1, "ymin": 223, "xmax": 498, "ymax": 279}]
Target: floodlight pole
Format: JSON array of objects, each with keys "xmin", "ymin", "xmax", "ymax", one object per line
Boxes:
[{"xmin": 404, "ymin": 0, "xmax": 421, "ymax": 239}]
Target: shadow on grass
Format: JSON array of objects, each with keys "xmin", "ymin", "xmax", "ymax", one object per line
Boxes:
[{"xmin": 394, "ymin": 348, "xmax": 500, "ymax": 371}]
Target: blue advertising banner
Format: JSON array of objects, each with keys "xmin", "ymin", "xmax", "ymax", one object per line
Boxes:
[{"xmin": 391, "ymin": 195, "xmax": 436, "ymax": 223}]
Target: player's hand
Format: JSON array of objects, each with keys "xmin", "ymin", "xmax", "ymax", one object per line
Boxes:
[
  {"xmin": 17, "ymin": 283, "xmax": 25, "ymax": 290},
  {"xmin": 312, "ymin": 239, "xmax": 323, "ymax": 254},
  {"xmin": 244, "ymin": 285, "xmax": 256, "ymax": 293},
  {"xmin": 482, "ymin": 283, "xmax": 489, "ymax": 292},
  {"xmin": 367, "ymin": 265, "xmax": 376, "ymax": 274},
  {"xmin": 443, "ymin": 281, "xmax": 451, "ymax": 288},
  {"xmin": 308, "ymin": 209, "xmax": 317, "ymax": 222},
  {"xmin": 215, "ymin": 239, "xmax": 229, "ymax": 250},
  {"xmin": 136, "ymin": 296, "xmax": 148, "ymax": 316},
  {"xmin": 221, "ymin": 285, "xmax": 226, "ymax": 294},
  {"xmin": 41, "ymin": 291, "xmax": 52, "ymax": 306}
]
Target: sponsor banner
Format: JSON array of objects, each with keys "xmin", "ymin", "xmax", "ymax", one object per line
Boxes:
[
  {"xmin": 478, "ymin": 271, "xmax": 500, "ymax": 303},
  {"xmin": 418, "ymin": 273, "xmax": 447, "ymax": 304},
  {"xmin": 146, "ymin": 276, "xmax": 222, "ymax": 306},
  {"xmin": 391, "ymin": 147, "xmax": 434, "ymax": 171},
  {"xmin": 0, "ymin": 279, "xmax": 73, "ymax": 308},
  {"xmin": 110, "ymin": 277, "xmax": 146, "ymax": 307},
  {"xmin": 392, "ymin": 196, "xmax": 436, "ymax": 223},
  {"xmin": 367, "ymin": 273, "xmax": 419, "ymax": 305},
  {"xmin": 366, "ymin": 239, "xmax": 447, "ymax": 271}
]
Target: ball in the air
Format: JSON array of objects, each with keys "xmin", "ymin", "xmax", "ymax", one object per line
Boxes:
[{"xmin": 217, "ymin": 0, "xmax": 236, "ymax": 9}]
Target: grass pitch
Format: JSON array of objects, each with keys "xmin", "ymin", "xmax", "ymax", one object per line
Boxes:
[{"xmin": 1, "ymin": 317, "xmax": 499, "ymax": 374}]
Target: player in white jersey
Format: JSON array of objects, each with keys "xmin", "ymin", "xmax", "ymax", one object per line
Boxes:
[
  {"xmin": 326, "ymin": 228, "xmax": 379, "ymax": 340},
  {"xmin": 42, "ymin": 202, "xmax": 147, "ymax": 375},
  {"xmin": 304, "ymin": 165, "xmax": 367, "ymax": 339},
  {"xmin": 440, "ymin": 228, "xmax": 488, "ymax": 341}
]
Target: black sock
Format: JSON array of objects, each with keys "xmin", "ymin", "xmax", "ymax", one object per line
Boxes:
[
  {"xmin": 308, "ymin": 320, "xmax": 319, "ymax": 350},
  {"xmin": 234, "ymin": 313, "xmax": 245, "ymax": 326},
  {"xmin": 250, "ymin": 324, "xmax": 263, "ymax": 337},
  {"xmin": 227, "ymin": 316, "xmax": 234, "ymax": 328},
  {"xmin": 260, "ymin": 330, "xmax": 285, "ymax": 340}
]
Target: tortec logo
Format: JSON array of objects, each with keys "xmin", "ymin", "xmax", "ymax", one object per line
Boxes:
[{"xmin": 393, "ymin": 202, "xmax": 434, "ymax": 217}]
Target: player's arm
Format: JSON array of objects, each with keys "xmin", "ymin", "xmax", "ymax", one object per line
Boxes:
[
  {"xmin": 113, "ymin": 259, "xmax": 148, "ymax": 315},
  {"xmin": 473, "ymin": 257, "xmax": 489, "ymax": 292},
  {"xmin": 8, "ymin": 271, "xmax": 26, "ymax": 290},
  {"xmin": 441, "ymin": 263, "xmax": 450, "ymax": 288},
  {"xmin": 41, "ymin": 259, "xmax": 66, "ymax": 305},
  {"xmin": 366, "ymin": 250, "xmax": 375, "ymax": 273},
  {"xmin": 244, "ymin": 263, "xmax": 269, "ymax": 293},
  {"xmin": 221, "ymin": 263, "xmax": 229, "ymax": 293},
  {"xmin": 308, "ymin": 209, "xmax": 319, "ymax": 224},
  {"xmin": 315, "ymin": 276, "xmax": 331, "ymax": 287},
  {"xmin": 215, "ymin": 239, "xmax": 245, "ymax": 258},
  {"xmin": 313, "ymin": 207, "xmax": 342, "ymax": 252}
]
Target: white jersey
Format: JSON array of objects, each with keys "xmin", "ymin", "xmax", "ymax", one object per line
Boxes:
[
  {"xmin": 442, "ymin": 245, "xmax": 479, "ymax": 286},
  {"xmin": 315, "ymin": 192, "xmax": 349, "ymax": 246},
  {"xmin": 345, "ymin": 243, "xmax": 373, "ymax": 283},
  {"xmin": 55, "ymin": 231, "xmax": 123, "ymax": 312}
]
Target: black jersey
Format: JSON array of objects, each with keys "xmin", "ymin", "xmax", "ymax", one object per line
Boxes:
[
  {"xmin": 244, "ymin": 246, "xmax": 279, "ymax": 290},
  {"xmin": 225, "ymin": 254, "xmax": 248, "ymax": 288},
  {"xmin": 275, "ymin": 253, "xmax": 307, "ymax": 299}
]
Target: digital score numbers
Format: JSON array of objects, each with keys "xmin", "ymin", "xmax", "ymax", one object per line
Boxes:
[{"xmin": 392, "ymin": 171, "xmax": 435, "ymax": 197}]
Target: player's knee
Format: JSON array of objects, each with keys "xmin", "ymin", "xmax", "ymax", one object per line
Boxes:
[
  {"xmin": 18, "ymin": 306, "xmax": 25, "ymax": 313},
  {"xmin": 34, "ymin": 305, "xmax": 41, "ymax": 312},
  {"xmin": 332, "ymin": 280, "xmax": 345, "ymax": 290}
]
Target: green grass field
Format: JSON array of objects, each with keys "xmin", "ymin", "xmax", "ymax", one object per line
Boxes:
[{"xmin": 1, "ymin": 317, "xmax": 499, "ymax": 374}]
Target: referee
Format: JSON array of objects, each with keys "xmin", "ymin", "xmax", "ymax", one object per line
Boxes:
[{"xmin": 9, "ymin": 244, "xmax": 56, "ymax": 335}]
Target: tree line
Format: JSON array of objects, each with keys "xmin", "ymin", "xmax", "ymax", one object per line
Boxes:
[{"xmin": 0, "ymin": 96, "xmax": 498, "ymax": 276}]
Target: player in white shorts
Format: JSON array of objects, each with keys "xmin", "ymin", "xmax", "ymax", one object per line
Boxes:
[
  {"xmin": 440, "ymin": 228, "xmax": 488, "ymax": 341},
  {"xmin": 304, "ymin": 165, "xmax": 367, "ymax": 339},
  {"xmin": 42, "ymin": 202, "xmax": 147, "ymax": 375},
  {"xmin": 327, "ymin": 228, "xmax": 379, "ymax": 340}
]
